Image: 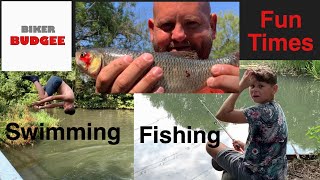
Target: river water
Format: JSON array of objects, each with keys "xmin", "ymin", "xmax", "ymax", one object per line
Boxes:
[
  {"xmin": 134, "ymin": 74, "xmax": 320, "ymax": 180},
  {"xmin": 2, "ymin": 74, "xmax": 319, "ymax": 180},
  {"xmin": 2, "ymin": 109, "xmax": 134, "ymax": 180}
]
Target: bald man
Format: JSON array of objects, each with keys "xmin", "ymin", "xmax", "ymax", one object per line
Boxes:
[{"xmin": 95, "ymin": 2, "xmax": 239, "ymax": 93}]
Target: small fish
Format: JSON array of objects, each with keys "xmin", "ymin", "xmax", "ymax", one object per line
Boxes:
[{"xmin": 75, "ymin": 48, "xmax": 239, "ymax": 93}]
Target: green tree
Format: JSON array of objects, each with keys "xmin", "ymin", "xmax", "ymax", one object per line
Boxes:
[
  {"xmin": 75, "ymin": 2, "xmax": 147, "ymax": 50},
  {"xmin": 211, "ymin": 11, "xmax": 239, "ymax": 59}
]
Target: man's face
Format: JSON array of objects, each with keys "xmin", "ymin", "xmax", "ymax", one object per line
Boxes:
[
  {"xmin": 149, "ymin": 2, "xmax": 216, "ymax": 59},
  {"xmin": 249, "ymin": 77, "xmax": 278, "ymax": 104}
]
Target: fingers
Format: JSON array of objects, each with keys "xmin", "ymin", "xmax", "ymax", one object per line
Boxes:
[
  {"xmin": 32, "ymin": 105, "xmax": 40, "ymax": 110},
  {"xmin": 32, "ymin": 101, "xmax": 40, "ymax": 106},
  {"xmin": 96, "ymin": 55, "xmax": 133, "ymax": 93},
  {"xmin": 153, "ymin": 86, "xmax": 165, "ymax": 93},
  {"xmin": 129, "ymin": 67, "xmax": 164, "ymax": 93},
  {"xmin": 232, "ymin": 141, "xmax": 244, "ymax": 153},
  {"xmin": 112, "ymin": 54, "xmax": 158, "ymax": 93},
  {"xmin": 208, "ymin": 64, "xmax": 240, "ymax": 92},
  {"xmin": 207, "ymin": 75, "xmax": 240, "ymax": 93},
  {"xmin": 95, "ymin": 53, "xmax": 163, "ymax": 94},
  {"xmin": 211, "ymin": 64, "xmax": 239, "ymax": 77},
  {"xmin": 239, "ymin": 69, "xmax": 255, "ymax": 91}
]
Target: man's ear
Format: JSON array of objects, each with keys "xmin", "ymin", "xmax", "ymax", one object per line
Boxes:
[
  {"xmin": 148, "ymin": 18, "xmax": 155, "ymax": 42},
  {"xmin": 210, "ymin": 13, "xmax": 217, "ymax": 40}
]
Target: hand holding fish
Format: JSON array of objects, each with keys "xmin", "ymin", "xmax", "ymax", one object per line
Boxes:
[
  {"xmin": 75, "ymin": 48, "xmax": 239, "ymax": 93},
  {"xmin": 207, "ymin": 64, "xmax": 240, "ymax": 93},
  {"xmin": 95, "ymin": 53, "xmax": 164, "ymax": 93}
]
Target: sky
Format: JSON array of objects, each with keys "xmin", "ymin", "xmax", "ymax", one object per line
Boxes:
[
  {"xmin": 134, "ymin": 2, "xmax": 239, "ymax": 22},
  {"xmin": 130, "ymin": 2, "xmax": 239, "ymax": 50}
]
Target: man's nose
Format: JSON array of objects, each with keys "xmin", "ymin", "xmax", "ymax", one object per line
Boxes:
[{"xmin": 171, "ymin": 24, "xmax": 186, "ymax": 42}]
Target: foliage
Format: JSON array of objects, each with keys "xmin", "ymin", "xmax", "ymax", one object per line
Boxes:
[
  {"xmin": 0, "ymin": 64, "xmax": 132, "ymax": 147},
  {"xmin": 0, "ymin": 104, "xmax": 59, "ymax": 146},
  {"xmin": 269, "ymin": 61, "xmax": 310, "ymax": 75},
  {"xmin": 306, "ymin": 60, "xmax": 320, "ymax": 80},
  {"xmin": 306, "ymin": 125, "xmax": 320, "ymax": 152},
  {"xmin": 240, "ymin": 60, "xmax": 319, "ymax": 77},
  {"xmin": 75, "ymin": 2, "xmax": 147, "ymax": 50},
  {"xmin": 211, "ymin": 11, "xmax": 239, "ymax": 59}
]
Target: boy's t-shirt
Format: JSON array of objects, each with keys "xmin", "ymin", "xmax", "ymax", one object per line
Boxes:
[{"xmin": 243, "ymin": 100, "xmax": 288, "ymax": 179}]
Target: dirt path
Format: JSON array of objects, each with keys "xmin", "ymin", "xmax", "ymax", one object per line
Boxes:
[{"xmin": 288, "ymin": 159, "xmax": 320, "ymax": 179}]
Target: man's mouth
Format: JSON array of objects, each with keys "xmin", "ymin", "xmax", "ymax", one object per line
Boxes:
[{"xmin": 171, "ymin": 46, "xmax": 192, "ymax": 51}]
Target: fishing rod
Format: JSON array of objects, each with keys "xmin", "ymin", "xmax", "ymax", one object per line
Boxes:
[
  {"xmin": 198, "ymin": 98, "xmax": 234, "ymax": 141},
  {"xmin": 198, "ymin": 98, "xmax": 244, "ymax": 152}
]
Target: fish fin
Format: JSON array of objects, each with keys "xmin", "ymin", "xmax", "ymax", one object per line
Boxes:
[
  {"xmin": 195, "ymin": 86, "xmax": 225, "ymax": 94},
  {"xmin": 168, "ymin": 51, "xmax": 199, "ymax": 59}
]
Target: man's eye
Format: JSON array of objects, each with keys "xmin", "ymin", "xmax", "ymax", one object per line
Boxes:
[
  {"xmin": 185, "ymin": 21, "xmax": 200, "ymax": 28},
  {"xmin": 160, "ymin": 23, "xmax": 174, "ymax": 32}
]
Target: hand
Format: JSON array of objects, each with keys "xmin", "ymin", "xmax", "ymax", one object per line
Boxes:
[
  {"xmin": 206, "ymin": 64, "xmax": 240, "ymax": 93},
  {"xmin": 239, "ymin": 69, "xmax": 254, "ymax": 91},
  {"xmin": 32, "ymin": 105, "xmax": 40, "ymax": 110},
  {"xmin": 232, "ymin": 140, "xmax": 245, "ymax": 153},
  {"xmin": 95, "ymin": 53, "xmax": 164, "ymax": 93},
  {"xmin": 32, "ymin": 101, "xmax": 43, "ymax": 106}
]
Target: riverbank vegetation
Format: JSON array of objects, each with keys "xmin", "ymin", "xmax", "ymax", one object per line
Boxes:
[
  {"xmin": 1, "ymin": 2, "xmax": 139, "ymax": 147},
  {"xmin": 0, "ymin": 67, "xmax": 133, "ymax": 147},
  {"xmin": 288, "ymin": 124, "xmax": 320, "ymax": 179},
  {"xmin": 240, "ymin": 60, "xmax": 320, "ymax": 79}
]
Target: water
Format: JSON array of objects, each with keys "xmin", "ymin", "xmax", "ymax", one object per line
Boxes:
[
  {"xmin": 2, "ymin": 109, "xmax": 134, "ymax": 180},
  {"xmin": 2, "ymin": 74, "xmax": 319, "ymax": 180},
  {"xmin": 134, "ymin": 74, "xmax": 320, "ymax": 179}
]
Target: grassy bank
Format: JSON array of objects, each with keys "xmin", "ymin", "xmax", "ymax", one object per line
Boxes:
[
  {"xmin": 0, "ymin": 104, "xmax": 59, "ymax": 147},
  {"xmin": 0, "ymin": 68, "xmax": 133, "ymax": 147},
  {"xmin": 240, "ymin": 60, "xmax": 320, "ymax": 79}
]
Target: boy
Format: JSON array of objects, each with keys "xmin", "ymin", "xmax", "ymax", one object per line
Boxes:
[
  {"xmin": 22, "ymin": 75, "xmax": 75, "ymax": 115},
  {"xmin": 206, "ymin": 66, "xmax": 288, "ymax": 179}
]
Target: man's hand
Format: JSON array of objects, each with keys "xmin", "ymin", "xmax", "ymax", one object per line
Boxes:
[
  {"xmin": 232, "ymin": 139, "xmax": 245, "ymax": 153},
  {"xmin": 95, "ymin": 53, "xmax": 164, "ymax": 94},
  {"xmin": 207, "ymin": 64, "xmax": 240, "ymax": 93}
]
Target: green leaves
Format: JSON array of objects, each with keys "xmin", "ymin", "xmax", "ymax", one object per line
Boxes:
[
  {"xmin": 211, "ymin": 11, "xmax": 240, "ymax": 59},
  {"xmin": 75, "ymin": 2, "xmax": 146, "ymax": 50}
]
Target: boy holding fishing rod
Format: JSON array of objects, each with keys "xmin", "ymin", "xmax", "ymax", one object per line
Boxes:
[{"xmin": 206, "ymin": 66, "xmax": 288, "ymax": 179}]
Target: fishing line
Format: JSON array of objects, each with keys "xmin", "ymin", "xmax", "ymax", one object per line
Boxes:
[{"xmin": 198, "ymin": 98, "xmax": 234, "ymax": 141}]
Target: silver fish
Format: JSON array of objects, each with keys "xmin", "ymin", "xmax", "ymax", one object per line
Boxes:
[{"xmin": 75, "ymin": 48, "xmax": 239, "ymax": 93}]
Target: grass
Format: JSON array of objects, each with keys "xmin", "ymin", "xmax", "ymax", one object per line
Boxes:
[
  {"xmin": 240, "ymin": 60, "xmax": 316, "ymax": 76},
  {"xmin": 0, "ymin": 104, "xmax": 59, "ymax": 147},
  {"xmin": 306, "ymin": 61, "xmax": 320, "ymax": 80}
]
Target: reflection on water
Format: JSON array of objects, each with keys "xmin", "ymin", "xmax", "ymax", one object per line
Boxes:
[
  {"xmin": 134, "ymin": 74, "xmax": 320, "ymax": 179},
  {"xmin": 2, "ymin": 109, "xmax": 134, "ymax": 180},
  {"xmin": 134, "ymin": 95, "xmax": 223, "ymax": 180}
]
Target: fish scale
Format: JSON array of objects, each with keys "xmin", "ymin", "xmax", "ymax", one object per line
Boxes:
[{"xmin": 75, "ymin": 48, "xmax": 239, "ymax": 93}]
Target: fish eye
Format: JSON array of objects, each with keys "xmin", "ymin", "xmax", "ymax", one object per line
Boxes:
[{"xmin": 80, "ymin": 52, "xmax": 87, "ymax": 58}]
